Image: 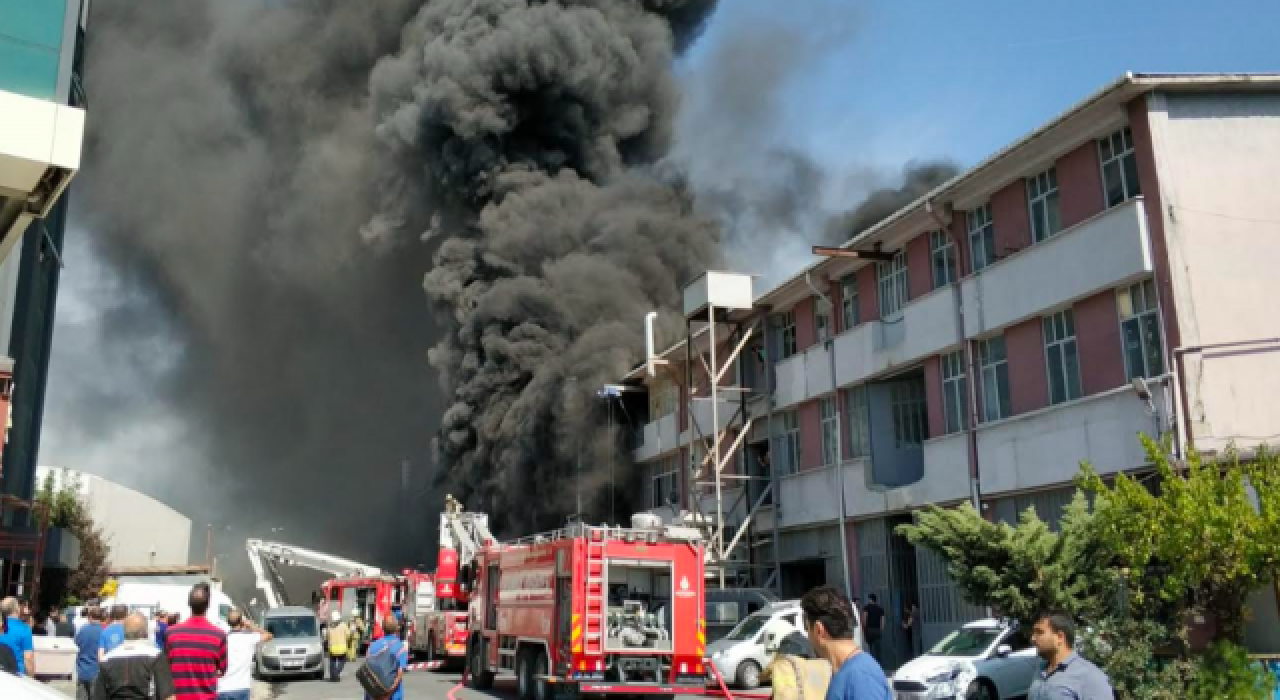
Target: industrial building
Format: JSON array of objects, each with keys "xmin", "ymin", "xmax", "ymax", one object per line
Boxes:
[
  {"xmin": 0, "ymin": 0, "xmax": 90, "ymax": 597},
  {"xmin": 36, "ymin": 467, "xmax": 193, "ymax": 570},
  {"xmin": 620, "ymin": 73, "xmax": 1280, "ymax": 667}
]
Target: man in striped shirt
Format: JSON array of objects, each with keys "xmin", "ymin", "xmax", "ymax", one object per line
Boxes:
[{"xmin": 165, "ymin": 584, "xmax": 228, "ymax": 700}]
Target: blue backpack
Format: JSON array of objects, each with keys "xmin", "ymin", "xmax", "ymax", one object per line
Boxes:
[{"xmin": 356, "ymin": 637, "xmax": 403, "ymax": 699}]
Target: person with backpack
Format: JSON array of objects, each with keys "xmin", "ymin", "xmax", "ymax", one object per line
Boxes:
[{"xmin": 358, "ymin": 615, "xmax": 407, "ymax": 700}]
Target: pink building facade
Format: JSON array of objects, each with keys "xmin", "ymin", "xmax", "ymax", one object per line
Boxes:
[{"xmin": 623, "ymin": 74, "xmax": 1280, "ymax": 661}]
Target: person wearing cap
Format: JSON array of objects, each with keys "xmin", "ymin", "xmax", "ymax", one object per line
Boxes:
[{"xmin": 323, "ymin": 610, "xmax": 351, "ymax": 682}]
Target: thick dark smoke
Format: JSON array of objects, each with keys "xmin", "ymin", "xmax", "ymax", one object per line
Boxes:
[
  {"xmin": 365, "ymin": 0, "xmax": 720, "ymax": 534},
  {"xmin": 47, "ymin": 0, "xmax": 720, "ymax": 593},
  {"xmin": 820, "ymin": 161, "xmax": 960, "ymax": 246},
  {"xmin": 46, "ymin": 0, "xmax": 439, "ymax": 599}
]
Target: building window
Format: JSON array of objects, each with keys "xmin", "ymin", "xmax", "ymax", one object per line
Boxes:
[
  {"xmin": 651, "ymin": 457, "xmax": 679, "ymax": 509},
  {"xmin": 877, "ymin": 251, "xmax": 909, "ymax": 317},
  {"xmin": 967, "ymin": 203, "xmax": 996, "ymax": 271},
  {"xmin": 840, "ymin": 276, "xmax": 859, "ymax": 331},
  {"xmin": 941, "ymin": 350, "xmax": 968, "ymax": 434},
  {"xmin": 649, "ymin": 380, "xmax": 678, "ymax": 419},
  {"xmin": 1099, "ymin": 126, "xmax": 1141, "ymax": 207},
  {"xmin": 978, "ymin": 336, "xmax": 1012, "ymax": 422},
  {"xmin": 773, "ymin": 311, "xmax": 798, "ymax": 359},
  {"xmin": 1044, "ymin": 309, "xmax": 1082, "ymax": 405},
  {"xmin": 930, "ymin": 230, "xmax": 958, "ymax": 288},
  {"xmin": 1118, "ymin": 279, "xmax": 1165, "ymax": 380},
  {"xmin": 770, "ymin": 411, "xmax": 800, "ymax": 476},
  {"xmin": 815, "ymin": 300, "xmax": 832, "ymax": 343},
  {"xmin": 820, "ymin": 397, "xmax": 839, "ymax": 466},
  {"xmin": 1027, "ymin": 167, "xmax": 1062, "ymax": 243},
  {"xmin": 890, "ymin": 380, "xmax": 927, "ymax": 448},
  {"xmin": 845, "ymin": 386, "xmax": 870, "ymax": 458}
]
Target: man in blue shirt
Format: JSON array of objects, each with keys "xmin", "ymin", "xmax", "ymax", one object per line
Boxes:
[
  {"xmin": 800, "ymin": 586, "xmax": 890, "ymax": 700},
  {"xmin": 364, "ymin": 615, "xmax": 408, "ymax": 700},
  {"xmin": 1, "ymin": 596, "xmax": 35, "ymax": 676},
  {"xmin": 98, "ymin": 605, "xmax": 128, "ymax": 659},
  {"xmin": 73, "ymin": 606, "xmax": 104, "ymax": 699}
]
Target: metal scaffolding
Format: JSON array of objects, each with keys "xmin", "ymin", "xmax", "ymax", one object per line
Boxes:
[{"xmin": 672, "ymin": 272, "xmax": 775, "ymax": 589}]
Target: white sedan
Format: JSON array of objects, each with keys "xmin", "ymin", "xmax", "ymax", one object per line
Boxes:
[{"xmin": 890, "ymin": 619, "xmax": 1038, "ymax": 700}]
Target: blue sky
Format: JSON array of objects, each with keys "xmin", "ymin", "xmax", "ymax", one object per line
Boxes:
[{"xmin": 685, "ymin": 0, "xmax": 1280, "ymax": 175}]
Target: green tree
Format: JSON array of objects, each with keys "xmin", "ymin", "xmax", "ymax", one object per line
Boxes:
[
  {"xmin": 896, "ymin": 493, "xmax": 1112, "ymax": 629},
  {"xmin": 1079, "ymin": 436, "xmax": 1280, "ymax": 644},
  {"xmin": 35, "ymin": 470, "xmax": 112, "ymax": 603}
]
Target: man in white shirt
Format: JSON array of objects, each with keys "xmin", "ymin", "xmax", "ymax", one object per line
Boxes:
[{"xmin": 218, "ymin": 609, "xmax": 272, "ymax": 700}]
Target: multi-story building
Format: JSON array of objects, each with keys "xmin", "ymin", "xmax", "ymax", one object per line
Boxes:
[
  {"xmin": 0, "ymin": 0, "xmax": 90, "ymax": 596},
  {"xmin": 620, "ymin": 73, "xmax": 1280, "ymax": 666}
]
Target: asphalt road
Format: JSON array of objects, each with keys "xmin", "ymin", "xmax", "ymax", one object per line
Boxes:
[
  {"xmin": 263, "ymin": 668, "xmax": 719, "ymax": 700},
  {"xmin": 264, "ymin": 667, "xmax": 511, "ymax": 700}
]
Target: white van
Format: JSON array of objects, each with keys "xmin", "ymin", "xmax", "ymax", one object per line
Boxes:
[{"xmin": 706, "ymin": 599, "xmax": 864, "ymax": 689}]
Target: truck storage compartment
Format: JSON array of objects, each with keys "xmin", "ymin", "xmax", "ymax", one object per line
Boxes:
[{"xmin": 604, "ymin": 559, "xmax": 674, "ymax": 652}]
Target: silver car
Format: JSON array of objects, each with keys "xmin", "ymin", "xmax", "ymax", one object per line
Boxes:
[{"xmin": 255, "ymin": 607, "xmax": 325, "ymax": 680}]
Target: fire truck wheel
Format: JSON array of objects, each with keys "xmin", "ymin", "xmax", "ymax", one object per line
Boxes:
[
  {"xmin": 533, "ymin": 652, "xmax": 551, "ymax": 700},
  {"xmin": 517, "ymin": 650, "xmax": 535, "ymax": 700},
  {"xmin": 468, "ymin": 639, "xmax": 495, "ymax": 690},
  {"xmin": 735, "ymin": 660, "xmax": 762, "ymax": 690}
]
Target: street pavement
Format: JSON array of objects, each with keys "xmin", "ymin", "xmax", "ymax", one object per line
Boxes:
[
  {"xmin": 262, "ymin": 668, "xmax": 716, "ymax": 700},
  {"xmin": 264, "ymin": 667, "xmax": 507, "ymax": 700}
]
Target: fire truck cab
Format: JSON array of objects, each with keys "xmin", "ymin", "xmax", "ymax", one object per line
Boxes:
[{"xmin": 467, "ymin": 514, "xmax": 708, "ymax": 700}]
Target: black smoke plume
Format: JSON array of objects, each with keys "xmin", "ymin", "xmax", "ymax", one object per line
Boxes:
[
  {"xmin": 48, "ymin": 0, "xmax": 720, "ymax": 589},
  {"xmin": 367, "ymin": 0, "xmax": 720, "ymax": 534},
  {"xmin": 48, "ymin": 0, "xmax": 440, "ymax": 593},
  {"xmin": 821, "ymin": 161, "xmax": 960, "ymax": 246}
]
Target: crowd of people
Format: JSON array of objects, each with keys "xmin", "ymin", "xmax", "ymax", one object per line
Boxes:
[{"xmin": 0, "ymin": 584, "xmax": 409, "ymax": 700}]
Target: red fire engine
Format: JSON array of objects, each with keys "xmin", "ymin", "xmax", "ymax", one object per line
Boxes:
[
  {"xmin": 320, "ymin": 571, "xmax": 430, "ymax": 645},
  {"xmin": 458, "ymin": 502, "xmax": 709, "ymax": 700},
  {"xmin": 411, "ymin": 501, "xmax": 485, "ymax": 665}
]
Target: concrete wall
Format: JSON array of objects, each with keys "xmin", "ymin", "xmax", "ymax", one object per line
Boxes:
[
  {"xmin": 36, "ymin": 467, "xmax": 192, "ymax": 568},
  {"xmin": 1145, "ymin": 92, "xmax": 1280, "ymax": 453},
  {"xmin": 976, "ymin": 380, "xmax": 1170, "ymax": 494}
]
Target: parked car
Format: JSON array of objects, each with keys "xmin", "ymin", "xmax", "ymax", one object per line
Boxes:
[
  {"xmin": 705, "ymin": 588, "xmax": 779, "ymax": 644},
  {"xmin": 255, "ymin": 606, "xmax": 325, "ymax": 680},
  {"xmin": 890, "ymin": 619, "xmax": 1037, "ymax": 700},
  {"xmin": 708, "ymin": 598, "xmax": 863, "ymax": 690}
]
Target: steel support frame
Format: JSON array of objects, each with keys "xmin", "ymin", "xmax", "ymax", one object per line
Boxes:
[{"xmin": 684, "ymin": 308, "xmax": 772, "ymax": 588}]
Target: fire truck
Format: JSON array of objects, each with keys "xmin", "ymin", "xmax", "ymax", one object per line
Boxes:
[
  {"xmin": 410, "ymin": 496, "xmax": 493, "ymax": 665},
  {"xmin": 246, "ymin": 539, "xmax": 431, "ymax": 646},
  {"xmin": 454, "ymin": 497, "xmax": 709, "ymax": 700}
]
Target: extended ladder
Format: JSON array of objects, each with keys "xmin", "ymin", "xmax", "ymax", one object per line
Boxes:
[{"xmin": 583, "ymin": 530, "xmax": 606, "ymax": 654}]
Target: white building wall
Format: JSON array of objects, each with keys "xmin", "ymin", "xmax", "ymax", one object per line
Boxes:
[
  {"xmin": 1148, "ymin": 92, "xmax": 1280, "ymax": 453},
  {"xmin": 36, "ymin": 467, "xmax": 192, "ymax": 568}
]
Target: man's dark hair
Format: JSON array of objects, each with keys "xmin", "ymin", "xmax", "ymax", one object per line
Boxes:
[
  {"xmin": 111, "ymin": 604, "xmax": 128, "ymax": 621},
  {"xmin": 868, "ymin": 593, "xmax": 878, "ymax": 604},
  {"xmin": 189, "ymin": 582, "xmax": 212, "ymax": 616},
  {"xmin": 1037, "ymin": 612, "xmax": 1076, "ymax": 647},
  {"xmin": 800, "ymin": 586, "xmax": 855, "ymax": 640}
]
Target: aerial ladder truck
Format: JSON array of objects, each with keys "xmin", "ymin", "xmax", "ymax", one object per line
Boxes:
[
  {"xmin": 245, "ymin": 539, "xmax": 430, "ymax": 645},
  {"xmin": 412, "ymin": 494, "xmax": 496, "ymax": 665}
]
